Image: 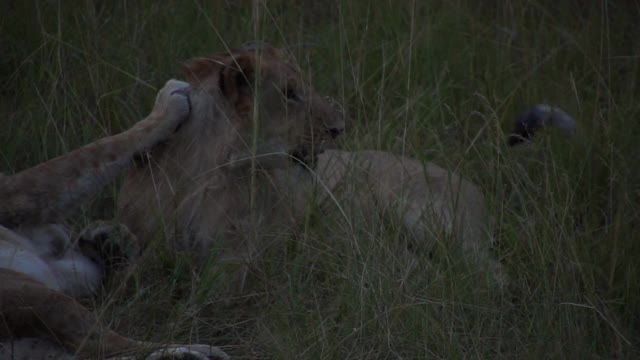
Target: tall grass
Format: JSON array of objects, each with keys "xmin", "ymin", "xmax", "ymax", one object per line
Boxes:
[{"xmin": 1, "ymin": 0, "xmax": 639, "ymax": 358}]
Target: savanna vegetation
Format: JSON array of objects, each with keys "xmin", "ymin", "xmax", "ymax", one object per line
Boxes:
[{"xmin": 1, "ymin": 1, "xmax": 639, "ymax": 358}]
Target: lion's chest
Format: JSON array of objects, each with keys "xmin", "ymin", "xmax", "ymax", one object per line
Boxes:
[{"xmin": 180, "ymin": 173, "xmax": 308, "ymax": 258}]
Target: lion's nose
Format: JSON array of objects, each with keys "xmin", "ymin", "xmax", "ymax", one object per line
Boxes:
[{"xmin": 327, "ymin": 127, "xmax": 344, "ymax": 139}]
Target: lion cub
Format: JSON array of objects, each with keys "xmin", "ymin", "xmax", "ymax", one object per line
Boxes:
[
  {"xmin": 117, "ymin": 45, "xmax": 508, "ymax": 289},
  {"xmin": 0, "ymin": 80, "xmax": 228, "ymax": 359}
]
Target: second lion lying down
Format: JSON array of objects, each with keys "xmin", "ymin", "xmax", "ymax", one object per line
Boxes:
[
  {"xmin": 118, "ymin": 45, "xmax": 507, "ymax": 286},
  {"xmin": 0, "ymin": 80, "xmax": 228, "ymax": 359}
]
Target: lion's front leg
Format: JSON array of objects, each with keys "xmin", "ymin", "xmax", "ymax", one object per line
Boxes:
[{"xmin": 0, "ymin": 80, "xmax": 191, "ymax": 228}]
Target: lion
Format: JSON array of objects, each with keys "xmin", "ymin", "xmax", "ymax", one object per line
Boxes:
[
  {"xmin": 0, "ymin": 80, "xmax": 228, "ymax": 359},
  {"xmin": 116, "ymin": 45, "xmax": 516, "ymax": 289}
]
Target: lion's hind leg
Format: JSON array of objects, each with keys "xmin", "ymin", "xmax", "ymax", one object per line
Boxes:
[
  {"xmin": 0, "ymin": 338, "xmax": 230, "ymax": 360},
  {"xmin": 0, "ymin": 268, "xmax": 147, "ymax": 358},
  {"xmin": 0, "ymin": 269, "xmax": 229, "ymax": 359},
  {"xmin": 0, "ymin": 337, "xmax": 75, "ymax": 359}
]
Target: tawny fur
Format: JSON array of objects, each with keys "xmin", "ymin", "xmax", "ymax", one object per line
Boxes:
[
  {"xmin": 117, "ymin": 46, "xmax": 507, "ymax": 286},
  {"xmin": 0, "ymin": 80, "xmax": 228, "ymax": 359}
]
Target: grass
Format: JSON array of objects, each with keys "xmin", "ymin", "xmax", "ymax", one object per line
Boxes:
[{"xmin": 1, "ymin": 0, "xmax": 639, "ymax": 358}]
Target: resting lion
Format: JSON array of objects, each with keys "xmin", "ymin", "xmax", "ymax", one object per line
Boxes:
[
  {"xmin": 117, "ymin": 45, "xmax": 515, "ymax": 287},
  {"xmin": 0, "ymin": 80, "xmax": 228, "ymax": 359}
]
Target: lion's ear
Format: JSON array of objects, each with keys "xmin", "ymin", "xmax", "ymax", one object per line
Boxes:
[
  {"xmin": 218, "ymin": 54, "xmax": 256, "ymax": 116},
  {"xmin": 181, "ymin": 52, "xmax": 257, "ymax": 116}
]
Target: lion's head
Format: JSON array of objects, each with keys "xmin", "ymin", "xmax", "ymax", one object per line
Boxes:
[{"xmin": 179, "ymin": 44, "xmax": 345, "ymax": 169}]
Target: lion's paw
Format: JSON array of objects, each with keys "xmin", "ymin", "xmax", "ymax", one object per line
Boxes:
[
  {"xmin": 144, "ymin": 345, "xmax": 230, "ymax": 360},
  {"xmin": 153, "ymin": 79, "xmax": 192, "ymax": 125},
  {"xmin": 76, "ymin": 221, "xmax": 140, "ymax": 272}
]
